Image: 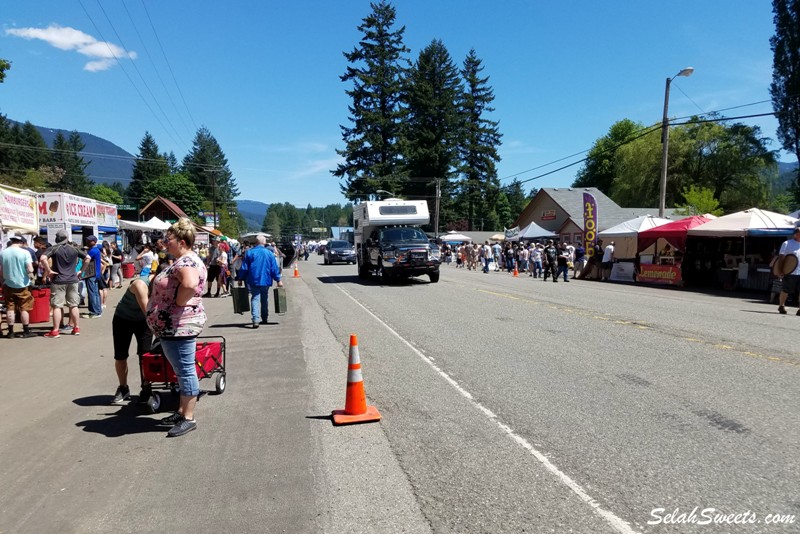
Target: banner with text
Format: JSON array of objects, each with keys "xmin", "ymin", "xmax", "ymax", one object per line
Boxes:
[
  {"xmin": 0, "ymin": 187, "xmax": 39, "ymax": 234},
  {"xmin": 96, "ymin": 202, "xmax": 118, "ymax": 228},
  {"xmin": 637, "ymin": 264, "xmax": 682, "ymax": 285},
  {"xmin": 583, "ymin": 192, "xmax": 598, "ymax": 257},
  {"xmin": 37, "ymin": 192, "xmax": 96, "ymax": 227}
]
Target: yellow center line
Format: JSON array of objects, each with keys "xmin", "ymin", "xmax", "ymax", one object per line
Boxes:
[{"xmin": 470, "ymin": 285, "xmax": 800, "ymax": 367}]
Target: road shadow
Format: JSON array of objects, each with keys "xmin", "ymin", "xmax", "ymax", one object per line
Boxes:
[
  {"xmin": 316, "ymin": 274, "xmax": 432, "ymax": 286},
  {"xmin": 74, "ymin": 402, "xmax": 167, "ymax": 437},
  {"xmin": 316, "ymin": 275, "xmax": 369, "ymax": 285},
  {"xmin": 209, "ymin": 322, "xmax": 252, "ymax": 329},
  {"xmin": 305, "ymin": 414, "xmax": 334, "ymax": 422}
]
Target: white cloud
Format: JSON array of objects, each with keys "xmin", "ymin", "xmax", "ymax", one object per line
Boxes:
[
  {"xmin": 288, "ymin": 157, "xmax": 344, "ymax": 180},
  {"xmin": 5, "ymin": 24, "xmax": 135, "ymax": 72}
]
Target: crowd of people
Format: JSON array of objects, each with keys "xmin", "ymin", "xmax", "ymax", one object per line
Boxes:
[
  {"xmin": 439, "ymin": 239, "xmax": 617, "ymax": 281},
  {"xmin": 0, "ymin": 222, "xmax": 287, "ymax": 438}
]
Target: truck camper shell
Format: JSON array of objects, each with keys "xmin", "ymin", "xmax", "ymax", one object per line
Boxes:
[{"xmin": 354, "ymin": 199, "xmax": 430, "ymax": 232}]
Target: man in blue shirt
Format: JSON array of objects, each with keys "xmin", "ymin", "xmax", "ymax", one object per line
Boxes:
[
  {"xmin": 1, "ymin": 236, "xmax": 36, "ymax": 338},
  {"xmin": 239, "ymin": 235, "xmax": 283, "ymax": 328},
  {"xmin": 84, "ymin": 235, "xmax": 103, "ymax": 318}
]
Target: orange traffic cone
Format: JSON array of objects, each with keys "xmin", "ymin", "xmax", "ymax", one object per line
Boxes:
[
  {"xmin": 332, "ymin": 334, "xmax": 381, "ymax": 425},
  {"xmin": 513, "ymin": 265, "xmax": 519, "ymax": 277},
  {"xmin": 293, "ymin": 262, "xmax": 300, "ymax": 278}
]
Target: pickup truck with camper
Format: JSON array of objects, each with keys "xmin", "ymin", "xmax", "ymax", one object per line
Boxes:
[{"xmin": 353, "ymin": 199, "xmax": 441, "ymax": 283}]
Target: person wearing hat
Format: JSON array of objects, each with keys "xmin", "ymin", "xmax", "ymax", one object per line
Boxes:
[
  {"xmin": 601, "ymin": 240, "xmax": 615, "ymax": 281},
  {"xmin": 83, "ymin": 235, "xmax": 103, "ymax": 318},
  {"xmin": 776, "ymin": 225, "xmax": 800, "ymax": 315},
  {"xmin": 0, "ymin": 236, "xmax": 36, "ymax": 338},
  {"xmin": 40, "ymin": 230, "xmax": 91, "ymax": 338}
]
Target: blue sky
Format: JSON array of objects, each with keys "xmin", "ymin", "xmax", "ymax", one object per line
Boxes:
[{"xmin": 1, "ymin": 1, "xmax": 792, "ymax": 207}]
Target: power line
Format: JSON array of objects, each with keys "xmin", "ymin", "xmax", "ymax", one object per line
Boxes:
[
  {"xmin": 77, "ymin": 0, "xmax": 184, "ymax": 150},
  {"xmin": 140, "ymin": 0, "xmax": 199, "ymax": 131},
  {"xmin": 93, "ymin": 0, "xmax": 189, "ymax": 151},
  {"xmin": 121, "ymin": 0, "xmax": 194, "ymax": 139}
]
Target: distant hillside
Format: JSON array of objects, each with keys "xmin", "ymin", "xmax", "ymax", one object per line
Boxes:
[
  {"xmin": 236, "ymin": 199, "xmax": 269, "ymax": 231},
  {"xmin": 11, "ymin": 120, "xmax": 135, "ymax": 187},
  {"xmin": 774, "ymin": 161, "xmax": 799, "ymax": 192}
]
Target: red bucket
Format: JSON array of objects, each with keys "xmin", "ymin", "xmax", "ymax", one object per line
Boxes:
[
  {"xmin": 29, "ymin": 287, "xmax": 51, "ymax": 324},
  {"xmin": 122, "ymin": 263, "xmax": 135, "ymax": 279}
]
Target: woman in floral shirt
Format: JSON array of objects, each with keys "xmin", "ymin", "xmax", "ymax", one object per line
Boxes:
[{"xmin": 146, "ymin": 218, "xmax": 207, "ymax": 437}]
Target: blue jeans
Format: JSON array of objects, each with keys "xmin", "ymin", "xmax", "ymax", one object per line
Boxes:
[
  {"xmin": 161, "ymin": 337, "xmax": 200, "ymax": 397},
  {"xmin": 249, "ymin": 285, "xmax": 270, "ymax": 323},
  {"xmin": 532, "ymin": 260, "xmax": 542, "ymax": 277},
  {"xmin": 483, "ymin": 257, "xmax": 491, "ymax": 273},
  {"xmin": 557, "ymin": 265, "xmax": 570, "ymax": 281},
  {"xmin": 85, "ymin": 277, "xmax": 101, "ymax": 315}
]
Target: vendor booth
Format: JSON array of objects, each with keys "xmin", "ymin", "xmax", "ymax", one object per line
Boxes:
[
  {"xmin": 1, "ymin": 186, "xmax": 49, "ymax": 322},
  {"xmin": 686, "ymin": 208, "xmax": 797, "ymax": 290},
  {"xmin": 37, "ymin": 192, "xmax": 99, "ymax": 245},
  {"xmin": 598, "ymin": 215, "xmax": 671, "ymax": 282},
  {"xmin": 636, "ymin": 215, "xmax": 714, "ymax": 286}
]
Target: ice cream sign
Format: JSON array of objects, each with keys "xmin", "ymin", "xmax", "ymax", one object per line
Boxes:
[{"xmin": 37, "ymin": 192, "xmax": 97, "ymax": 226}]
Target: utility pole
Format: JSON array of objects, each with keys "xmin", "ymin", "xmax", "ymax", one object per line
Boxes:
[
  {"xmin": 434, "ymin": 178, "xmax": 441, "ymax": 239},
  {"xmin": 203, "ymin": 167, "xmax": 220, "ymax": 229}
]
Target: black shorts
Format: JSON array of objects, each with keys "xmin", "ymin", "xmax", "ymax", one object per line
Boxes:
[
  {"xmin": 602, "ymin": 261, "xmax": 613, "ymax": 270},
  {"xmin": 98, "ymin": 277, "xmax": 109, "ymax": 290},
  {"xmin": 782, "ymin": 274, "xmax": 800, "ymax": 294},
  {"xmin": 112, "ymin": 317, "xmax": 153, "ymax": 360}
]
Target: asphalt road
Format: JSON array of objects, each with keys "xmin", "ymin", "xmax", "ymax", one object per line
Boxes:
[
  {"xmin": 1, "ymin": 259, "xmax": 797, "ymax": 533},
  {"xmin": 308, "ymin": 258, "xmax": 798, "ymax": 534}
]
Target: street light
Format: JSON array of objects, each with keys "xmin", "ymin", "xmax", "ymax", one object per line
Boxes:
[{"xmin": 658, "ymin": 67, "xmax": 694, "ymax": 218}]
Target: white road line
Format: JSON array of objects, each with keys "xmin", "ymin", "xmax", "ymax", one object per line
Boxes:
[{"xmin": 337, "ymin": 285, "xmax": 640, "ymax": 534}]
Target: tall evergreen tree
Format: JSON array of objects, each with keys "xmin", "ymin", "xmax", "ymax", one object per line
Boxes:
[
  {"xmin": 770, "ymin": 0, "xmax": 800, "ymax": 196},
  {"xmin": 402, "ymin": 39, "xmax": 463, "ymax": 228},
  {"xmin": 0, "ymin": 114, "xmax": 14, "ymax": 172},
  {"xmin": 21, "ymin": 122, "xmax": 50, "ymax": 169},
  {"xmin": 128, "ymin": 132, "xmax": 169, "ymax": 207},
  {"xmin": 51, "ymin": 131, "xmax": 92, "ymax": 195},
  {"xmin": 458, "ymin": 49, "xmax": 502, "ymax": 231},
  {"xmin": 182, "ymin": 126, "xmax": 238, "ymax": 206},
  {"xmin": 333, "ymin": 1, "xmax": 410, "ymax": 200},
  {"xmin": 65, "ymin": 131, "xmax": 92, "ymax": 195}
]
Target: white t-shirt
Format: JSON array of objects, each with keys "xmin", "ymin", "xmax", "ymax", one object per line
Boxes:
[
  {"xmin": 779, "ymin": 238, "xmax": 800, "ymax": 275},
  {"xmin": 602, "ymin": 245, "xmax": 614, "ymax": 263}
]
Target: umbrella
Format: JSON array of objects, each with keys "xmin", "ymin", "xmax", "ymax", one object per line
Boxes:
[{"xmin": 490, "ymin": 233, "xmax": 505, "ymax": 241}]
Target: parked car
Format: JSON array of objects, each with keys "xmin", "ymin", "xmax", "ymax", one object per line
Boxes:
[{"xmin": 324, "ymin": 240, "xmax": 356, "ymax": 265}]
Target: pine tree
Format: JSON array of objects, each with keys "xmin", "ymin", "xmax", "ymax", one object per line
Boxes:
[
  {"xmin": 402, "ymin": 39, "xmax": 463, "ymax": 228},
  {"xmin": 458, "ymin": 49, "xmax": 502, "ymax": 231},
  {"xmin": 128, "ymin": 132, "xmax": 169, "ymax": 207},
  {"xmin": 16, "ymin": 121, "xmax": 50, "ymax": 170},
  {"xmin": 182, "ymin": 126, "xmax": 238, "ymax": 206},
  {"xmin": 333, "ymin": 1, "xmax": 410, "ymax": 200},
  {"xmin": 770, "ymin": 0, "xmax": 800, "ymax": 195},
  {"xmin": 51, "ymin": 131, "xmax": 92, "ymax": 195}
]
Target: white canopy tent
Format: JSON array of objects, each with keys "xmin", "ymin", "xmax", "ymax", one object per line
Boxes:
[
  {"xmin": 117, "ymin": 217, "xmax": 171, "ymax": 231},
  {"xmin": 597, "ymin": 215, "xmax": 672, "ymax": 258},
  {"xmin": 440, "ymin": 231, "xmax": 473, "ymax": 243},
  {"xmin": 688, "ymin": 208, "xmax": 797, "ymax": 237},
  {"xmin": 515, "ymin": 221, "xmax": 558, "ymax": 241}
]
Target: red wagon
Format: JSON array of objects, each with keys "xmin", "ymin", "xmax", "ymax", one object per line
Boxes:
[{"xmin": 138, "ymin": 336, "xmax": 226, "ymax": 413}]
